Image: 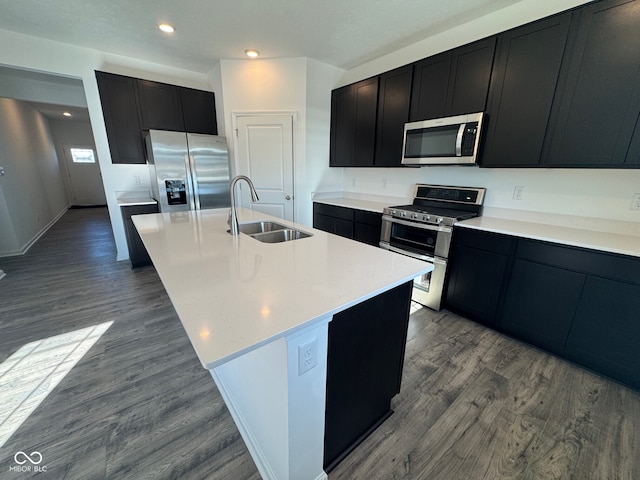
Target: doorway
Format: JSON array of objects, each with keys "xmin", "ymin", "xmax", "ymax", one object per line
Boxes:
[
  {"xmin": 233, "ymin": 113, "xmax": 295, "ymax": 221},
  {"xmin": 61, "ymin": 144, "xmax": 107, "ymax": 206}
]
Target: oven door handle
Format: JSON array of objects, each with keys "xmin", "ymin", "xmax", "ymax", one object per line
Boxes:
[
  {"xmin": 380, "ymin": 243, "xmax": 447, "ymax": 265},
  {"xmin": 382, "ymin": 215, "xmax": 451, "ymax": 233}
]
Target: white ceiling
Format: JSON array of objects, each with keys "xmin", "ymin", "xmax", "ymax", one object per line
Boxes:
[{"xmin": 0, "ymin": 0, "xmax": 523, "ymax": 73}]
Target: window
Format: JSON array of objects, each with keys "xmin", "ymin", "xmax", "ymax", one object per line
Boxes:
[{"xmin": 70, "ymin": 148, "xmax": 96, "ymax": 164}]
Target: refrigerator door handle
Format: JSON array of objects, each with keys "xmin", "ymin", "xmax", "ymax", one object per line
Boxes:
[
  {"xmin": 187, "ymin": 154, "xmax": 201, "ymax": 210},
  {"xmin": 183, "ymin": 154, "xmax": 197, "ymax": 210}
]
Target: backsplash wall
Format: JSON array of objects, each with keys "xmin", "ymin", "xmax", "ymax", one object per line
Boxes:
[{"xmin": 340, "ymin": 166, "xmax": 640, "ymax": 224}]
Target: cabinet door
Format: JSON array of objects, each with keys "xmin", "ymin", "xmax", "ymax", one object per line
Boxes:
[
  {"xmin": 445, "ymin": 228, "xmax": 515, "ymax": 324},
  {"xmin": 500, "ymin": 258, "xmax": 585, "ymax": 352},
  {"xmin": 137, "ymin": 79, "xmax": 185, "ymax": 131},
  {"xmin": 329, "ymin": 77, "xmax": 378, "ymax": 167},
  {"xmin": 324, "ymin": 281, "xmax": 412, "ymax": 471},
  {"xmin": 121, "ymin": 204, "xmax": 159, "ymax": 268},
  {"xmin": 543, "ymin": 0, "xmax": 640, "ymax": 167},
  {"xmin": 312, "ymin": 203, "xmax": 354, "ymax": 239},
  {"xmin": 625, "ymin": 113, "xmax": 640, "ymax": 165},
  {"xmin": 410, "ymin": 38, "xmax": 495, "ymax": 121},
  {"xmin": 409, "ymin": 52, "xmax": 451, "ymax": 121},
  {"xmin": 446, "ymin": 245, "xmax": 510, "ymax": 325},
  {"xmin": 482, "ymin": 13, "xmax": 571, "ymax": 167},
  {"xmin": 95, "ymin": 71, "xmax": 145, "ymax": 164},
  {"xmin": 374, "ymin": 65, "xmax": 413, "ymax": 166},
  {"xmin": 353, "ymin": 209, "xmax": 383, "ymax": 246},
  {"xmin": 180, "ymin": 88, "xmax": 217, "ymax": 134},
  {"xmin": 446, "ymin": 37, "xmax": 496, "ymax": 117},
  {"xmin": 566, "ymin": 276, "xmax": 640, "ymax": 388}
]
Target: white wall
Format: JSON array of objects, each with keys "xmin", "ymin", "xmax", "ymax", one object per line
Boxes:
[
  {"xmin": 0, "ymin": 98, "xmax": 69, "ymax": 256},
  {"xmin": 0, "ymin": 28, "xmax": 213, "ymax": 261},
  {"xmin": 331, "ymin": 0, "xmax": 640, "ymax": 225},
  {"xmin": 218, "ymin": 57, "xmax": 343, "ymax": 226},
  {"xmin": 303, "ymin": 59, "xmax": 345, "ymax": 225}
]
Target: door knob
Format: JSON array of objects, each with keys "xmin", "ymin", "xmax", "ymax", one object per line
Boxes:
[{"xmin": 285, "ymin": 195, "xmax": 291, "ymax": 200}]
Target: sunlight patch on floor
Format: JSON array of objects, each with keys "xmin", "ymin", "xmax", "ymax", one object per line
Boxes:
[{"xmin": 0, "ymin": 321, "xmax": 113, "ymax": 449}]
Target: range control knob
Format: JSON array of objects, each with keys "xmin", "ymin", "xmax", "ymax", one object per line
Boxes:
[
  {"xmin": 425, "ymin": 215, "xmax": 431, "ymax": 223},
  {"xmin": 437, "ymin": 217, "xmax": 444, "ymax": 224},
  {"xmin": 411, "ymin": 213, "xmax": 419, "ymax": 219},
  {"xmin": 400, "ymin": 211, "xmax": 407, "ymax": 217},
  {"xmin": 389, "ymin": 209, "xmax": 397, "ymax": 216}
]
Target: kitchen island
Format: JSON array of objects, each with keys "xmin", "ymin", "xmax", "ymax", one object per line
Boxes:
[{"xmin": 133, "ymin": 208, "xmax": 431, "ymax": 480}]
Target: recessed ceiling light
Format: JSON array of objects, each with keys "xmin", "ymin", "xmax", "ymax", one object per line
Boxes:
[
  {"xmin": 63, "ymin": 112, "xmax": 72, "ymax": 117},
  {"xmin": 158, "ymin": 23, "xmax": 175, "ymax": 33},
  {"xmin": 244, "ymin": 49, "xmax": 260, "ymax": 59}
]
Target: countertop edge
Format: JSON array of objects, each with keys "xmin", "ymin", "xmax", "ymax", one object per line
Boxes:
[{"xmin": 457, "ymin": 218, "xmax": 640, "ymax": 258}]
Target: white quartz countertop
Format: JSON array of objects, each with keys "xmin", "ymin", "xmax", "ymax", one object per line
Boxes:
[
  {"xmin": 133, "ymin": 208, "xmax": 432, "ymax": 369},
  {"xmin": 312, "ymin": 193, "xmax": 411, "ymax": 213},
  {"xmin": 458, "ymin": 215, "xmax": 640, "ymax": 258},
  {"xmin": 117, "ymin": 196, "xmax": 157, "ymax": 207}
]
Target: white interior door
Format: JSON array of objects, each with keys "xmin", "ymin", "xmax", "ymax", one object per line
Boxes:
[
  {"xmin": 235, "ymin": 114, "xmax": 294, "ymax": 221},
  {"xmin": 61, "ymin": 145, "xmax": 107, "ymax": 206}
]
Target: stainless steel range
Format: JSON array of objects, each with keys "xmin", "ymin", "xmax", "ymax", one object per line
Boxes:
[{"xmin": 380, "ymin": 184, "xmax": 485, "ymax": 310}]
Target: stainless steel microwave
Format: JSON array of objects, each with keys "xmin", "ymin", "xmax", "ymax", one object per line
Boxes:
[{"xmin": 401, "ymin": 112, "xmax": 484, "ymax": 165}]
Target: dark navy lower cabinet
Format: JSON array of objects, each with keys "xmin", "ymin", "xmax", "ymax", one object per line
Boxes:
[
  {"xmin": 565, "ymin": 277, "xmax": 640, "ymax": 387},
  {"xmin": 324, "ymin": 281, "xmax": 412, "ymax": 472},
  {"xmin": 447, "ymin": 226, "xmax": 640, "ymax": 390}
]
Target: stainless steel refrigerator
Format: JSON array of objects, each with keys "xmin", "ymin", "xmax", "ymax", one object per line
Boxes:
[{"xmin": 145, "ymin": 130, "xmax": 231, "ymax": 213}]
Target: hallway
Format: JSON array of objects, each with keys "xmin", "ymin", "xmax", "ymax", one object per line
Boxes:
[{"xmin": 0, "ymin": 208, "xmax": 259, "ymax": 479}]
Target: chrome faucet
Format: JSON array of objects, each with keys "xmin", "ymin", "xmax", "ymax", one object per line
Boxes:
[{"xmin": 228, "ymin": 175, "xmax": 259, "ymax": 235}]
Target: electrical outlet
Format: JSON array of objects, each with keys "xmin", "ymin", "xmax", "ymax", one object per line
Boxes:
[
  {"xmin": 513, "ymin": 186, "xmax": 524, "ymax": 200},
  {"xmin": 382, "ymin": 179, "xmax": 388, "ymax": 189},
  {"xmin": 351, "ymin": 178, "xmax": 356, "ymax": 187},
  {"xmin": 133, "ymin": 175, "xmax": 141, "ymax": 185},
  {"xmin": 297, "ymin": 338, "xmax": 317, "ymax": 375},
  {"xmin": 631, "ymin": 193, "xmax": 640, "ymax": 211}
]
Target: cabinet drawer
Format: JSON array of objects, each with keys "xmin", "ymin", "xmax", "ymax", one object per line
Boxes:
[
  {"xmin": 313, "ymin": 203, "xmax": 354, "ymax": 221},
  {"xmin": 354, "ymin": 209, "xmax": 382, "ymax": 226},
  {"xmin": 516, "ymin": 239, "xmax": 640, "ymax": 285},
  {"xmin": 453, "ymin": 227, "xmax": 515, "ymax": 254}
]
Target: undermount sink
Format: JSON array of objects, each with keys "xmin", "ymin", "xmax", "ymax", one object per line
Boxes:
[
  {"xmin": 250, "ymin": 229, "xmax": 313, "ymax": 243},
  {"xmin": 236, "ymin": 220, "xmax": 312, "ymax": 243},
  {"xmin": 237, "ymin": 221, "xmax": 289, "ymax": 235}
]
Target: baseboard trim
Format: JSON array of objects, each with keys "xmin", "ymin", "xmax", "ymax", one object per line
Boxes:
[{"xmin": 0, "ymin": 207, "xmax": 68, "ymax": 257}]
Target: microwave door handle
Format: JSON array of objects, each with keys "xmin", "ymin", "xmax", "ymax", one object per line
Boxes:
[{"xmin": 455, "ymin": 123, "xmax": 465, "ymax": 156}]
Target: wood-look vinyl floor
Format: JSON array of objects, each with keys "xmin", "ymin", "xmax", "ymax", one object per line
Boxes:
[{"xmin": 1, "ymin": 207, "xmax": 639, "ymax": 479}]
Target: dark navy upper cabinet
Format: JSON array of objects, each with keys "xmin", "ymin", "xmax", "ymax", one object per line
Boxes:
[
  {"xmin": 96, "ymin": 71, "xmax": 145, "ymax": 164},
  {"xmin": 374, "ymin": 65, "xmax": 413, "ymax": 167},
  {"xmin": 329, "ymin": 77, "xmax": 379, "ymax": 167},
  {"xmin": 543, "ymin": 0, "xmax": 640, "ymax": 167},
  {"xmin": 96, "ymin": 71, "xmax": 217, "ymax": 164},
  {"xmin": 409, "ymin": 37, "xmax": 496, "ymax": 121},
  {"xmin": 481, "ymin": 13, "xmax": 572, "ymax": 167}
]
